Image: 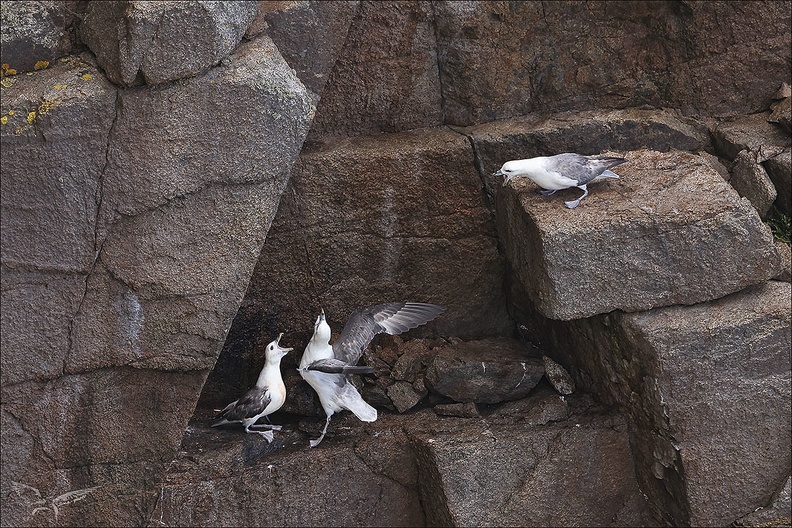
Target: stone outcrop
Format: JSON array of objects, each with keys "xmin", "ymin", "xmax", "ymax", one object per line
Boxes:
[
  {"xmin": 496, "ymin": 149, "xmax": 780, "ymax": 320},
  {"xmin": 512, "ymin": 281, "xmax": 791, "ymax": 527},
  {"xmin": 80, "ymin": 0, "xmax": 258, "ymax": 86},
  {"xmin": 150, "ymin": 398, "xmax": 658, "ymax": 527}
]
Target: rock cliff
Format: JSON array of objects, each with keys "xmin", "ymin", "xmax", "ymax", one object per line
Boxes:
[{"xmin": 1, "ymin": 1, "xmax": 790, "ymax": 527}]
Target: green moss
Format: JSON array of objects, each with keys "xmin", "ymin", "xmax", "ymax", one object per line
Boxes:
[{"xmin": 766, "ymin": 206, "xmax": 791, "ymax": 244}]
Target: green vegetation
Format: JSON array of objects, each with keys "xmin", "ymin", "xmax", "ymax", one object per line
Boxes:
[{"xmin": 766, "ymin": 205, "xmax": 791, "ymax": 244}]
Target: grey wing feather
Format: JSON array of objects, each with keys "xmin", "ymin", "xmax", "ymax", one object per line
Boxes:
[
  {"xmin": 214, "ymin": 387, "xmax": 271, "ymax": 422},
  {"xmin": 333, "ymin": 302, "xmax": 445, "ymax": 364},
  {"xmin": 550, "ymin": 154, "xmax": 627, "ymax": 185},
  {"xmin": 307, "ymin": 358, "xmax": 375, "ymax": 375}
]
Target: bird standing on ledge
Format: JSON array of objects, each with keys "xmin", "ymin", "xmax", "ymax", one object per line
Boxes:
[
  {"xmin": 212, "ymin": 333, "xmax": 293, "ymax": 443},
  {"xmin": 494, "ymin": 153, "xmax": 627, "ymax": 209},
  {"xmin": 299, "ymin": 302, "xmax": 445, "ymax": 447}
]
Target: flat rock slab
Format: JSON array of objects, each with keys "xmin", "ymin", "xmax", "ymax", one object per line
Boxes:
[
  {"xmin": 153, "ymin": 400, "xmax": 659, "ymax": 527},
  {"xmin": 497, "ymin": 149, "xmax": 780, "ymax": 320}
]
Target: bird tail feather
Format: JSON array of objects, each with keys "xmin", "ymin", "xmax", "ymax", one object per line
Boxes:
[{"xmin": 339, "ymin": 384, "xmax": 377, "ymax": 422}]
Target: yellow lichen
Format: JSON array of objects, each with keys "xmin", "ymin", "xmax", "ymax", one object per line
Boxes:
[
  {"xmin": 1, "ymin": 116, "xmax": 7, "ymax": 125},
  {"xmin": 1, "ymin": 63, "xmax": 17, "ymax": 76},
  {"xmin": 54, "ymin": 83, "xmax": 67, "ymax": 89},
  {"xmin": 8, "ymin": 110, "xmax": 14, "ymax": 116},
  {"xmin": 34, "ymin": 60, "xmax": 50, "ymax": 71},
  {"xmin": 27, "ymin": 111, "xmax": 37, "ymax": 124},
  {"xmin": 37, "ymin": 99, "xmax": 58, "ymax": 116},
  {"xmin": 81, "ymin": 73, "xmax": 92, "ymax": 81},
  {"xmin": 0, "ymin": 78, "xmax": 14, "ymax": 88}
]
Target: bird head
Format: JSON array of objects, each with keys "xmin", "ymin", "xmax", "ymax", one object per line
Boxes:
[
  {"xmin": 492, "ymin": 160, "xmax": 521, "ymax": 187},
  {"xmin": 311, "ymin": 310, "xmax": 331, "ymax": 344},
  {"xmin": 265, "ymin": 332, "xmax": 293, "ymax": 362}
]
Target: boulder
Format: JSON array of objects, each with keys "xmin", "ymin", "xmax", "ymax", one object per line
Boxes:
[
  {"xmin": 515, "ymin": 281, "xmax": 791, "ymax": 526},
  {"xmin": 462, "ymin": 108, "xmax": 710, "ymax": 204},
  {"xmin": 306, "ymin": 0, "xmax": 442, "ymax": 139},
  {"xmin": 80, "ymin": 0, "xmax": 258, "ymax": 86},
  {"xmin": 497, "ymin": 149, "xmax": 781, "ymax": 320},
  {"xmin": 729, "ymin": 149, "xmax": 777, "ymax": 217},
  {"xmin": 433, "ymin": 1, "xmax": 791, "ymax": 125},
  {"xmin": 0, "ymin": 0, "xmax": 73, "ymax": 74},
  {"xmin": 253, "ymin": 0, "xmax": 359, "ymax": 99},
  {"xmin": 424, "ymin": 338, "xmax": 544, "ymax": 404},
  {"xmin": 0, "ymin": 35, "xmax": 314, "ymax": 526}
]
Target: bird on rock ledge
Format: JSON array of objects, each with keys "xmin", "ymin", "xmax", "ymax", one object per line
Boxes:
[
  {"xmin": 212, "ymin": 333, "xmax": 293, "ymax": 443},
  {"xmin": 494, "ymin": 153, "xmax": 627, "ymax": 208},
  {"xmin": 299, "ymin": 302, "xmax": 445, "ymax": 447}
]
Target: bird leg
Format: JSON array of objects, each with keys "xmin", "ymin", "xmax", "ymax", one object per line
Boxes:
[
  {"xmin": 564, "ymin": 185, "xmax": 588, "ymax": 209},
  {"xmin": 244, "ymin": 424, "xmax": 274, "ymax": 443},
  {"xmin": 309, "ymin": 414, "xmax": 332, "ymax": 448},
  {"xmin": 537, "ymin": 189, "xmax": 557, "ymax": 196},
  {"xmin": 249, "ymin": 423, "xmax": 282, "ymax": 431}
]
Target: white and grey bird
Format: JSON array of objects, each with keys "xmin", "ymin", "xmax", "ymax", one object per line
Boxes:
[
  {"xmin": 299, "ymin": 302, "xmax": 445, "ymax": 447},
  {"xmin": 212, "ymin": 333, "xmax": 293, "ymax": 443},
  {"xmin": 494, "ymin": 153, "xmax": 627, "ymax": 209}
]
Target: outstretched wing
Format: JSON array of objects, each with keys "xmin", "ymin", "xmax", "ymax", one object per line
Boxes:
[
  {"xmin": 333, "ymin": 302, "xmax": 445, "ymax": 365},
  {"xmin": 306, "ymin": 358, "xmax": 375, "ymax": 375}
]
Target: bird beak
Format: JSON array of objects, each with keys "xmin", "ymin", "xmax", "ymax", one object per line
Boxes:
[
  {"xmin": 493, "ymin": 169, "xmax": 504, "ymax": 177},
  {"xmin": 275, "ymin": 332, "xmax": 293, "ymax": 353},
  {"xmin": 319, "ymin": 309, "xmax": 326, "ymax": 322}
]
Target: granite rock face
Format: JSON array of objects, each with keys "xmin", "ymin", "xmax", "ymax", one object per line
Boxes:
[
  {"xmin": 80, "ymin": 0, "xmax": 258, "ymax": 86},
  {"xmin": 0, "ymin": 34, "xmax": 314, "ymax": 526},
  {"xmin": 432, "ymin": 0, "xmax": 791, "ymax": 126},
  {"xmin": 253, "ymin": 0, "xmax": 359, "ymax": 99},
  {"xmin": 306, "ymin": 0, "xmax": 443, "ymax": 139},
  {"xmin": 497, "ymin": 149, "xmax": 780, "ymax": 320},
  {"xmin": 515, "ymin": 281, "xmax": 791, "ymax": 526}
]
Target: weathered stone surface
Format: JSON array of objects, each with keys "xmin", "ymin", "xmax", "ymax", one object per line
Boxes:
[
  {"xmin": 1, "ymin": 35, "xmax": 313, "ymax": 526},
  {"xmin": 254, "ymin": 0, "xmax": 358, "ymax": 98},
  {"xmin": 730, "ymin": 149, "xmax": 777, "ymax": 217},
  {"xmin": 307, "ymin": 0, "xmax": 442, "ymax": 139},
  {"xmin": 210, "ymin": 127, "xmax": 511, "ymax": 404},
  {"xmin": 734, "ymin": 476, "xmax": 792, "ymax": 527},
  {"xmin": 1, "ymin": 56, "xmax": 116, "ymax": 385},
  {"xmin": 80, "ymin": 0, "xmax": 258, "ymax": 86},
  {"xmin": 0, "ymin": 0, "xmax": 74, "ymax": 74},
  {"xmin": 516, "ymin": 281, "xmax": 791, "ymax": 526},
  {"xmin": 412, "ymin": 410, "xmax": 658, "ymax": 527},
  {"xmin": 498, "ymin": 149, "xmax": 781, "ymax": 320},
  {"xmin": 433, "ymin": 1, "xmax": 791, "ymax": 125},
  {"xmin": 433, "ymin": 401, "xmax": 479, "ymax": 418},
  {"xmin": 387, "ymin": 380, "xmax": 427, "ymax": 413},
  {"xmin": 462, "ymin": 108, "xmax": 710, "ymax": 204},
  {"xmin": 424, "ymin": 338, "xmax": 544, "ymax": 404},
  {"xmin": 764, "ymin": 147, "xmax": 792, "ymax": 215},
  {"xmin": 769, "ymin": 83, "xmax": 792, "ymax": 133}
]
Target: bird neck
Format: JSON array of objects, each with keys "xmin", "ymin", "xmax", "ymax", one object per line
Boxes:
[{"xmin": 255, "ymin": 358, "xmax": 283, "ymax": 388}]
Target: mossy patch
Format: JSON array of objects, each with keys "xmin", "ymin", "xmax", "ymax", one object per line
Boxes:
[{"xmin": 766, "ymin": 205, "xmax": 791, "ymax": 244}]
